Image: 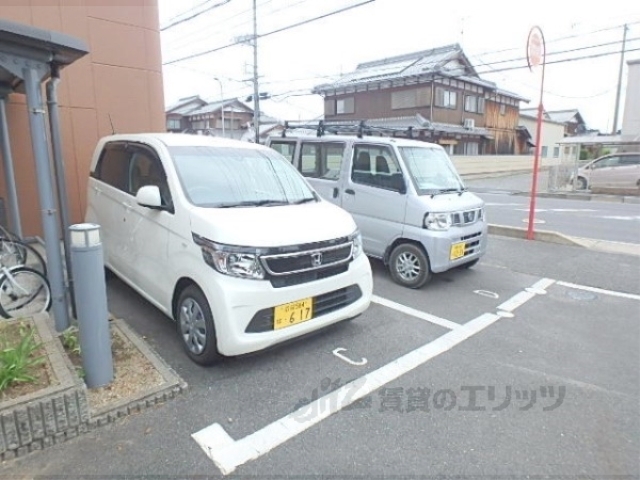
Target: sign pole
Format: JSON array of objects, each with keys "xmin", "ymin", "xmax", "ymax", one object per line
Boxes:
[{"xmin": 526, "ymin": 26, "xmax": 546, "ymax": 240}]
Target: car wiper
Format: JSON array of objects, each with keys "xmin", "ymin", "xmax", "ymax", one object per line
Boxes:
[
  {"xmin": 430, "ymin": 188, "xmax": 465, "ymax": 198},
  {"xmin": 217, "ymin": 199, "xmax": 289, "ymax": 208},
  {"xmin": 291, "ymin": 197, "xmax": 317, "ymax": 205}
]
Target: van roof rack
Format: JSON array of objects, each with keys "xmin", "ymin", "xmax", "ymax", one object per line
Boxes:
[{"xmin": 280, "ymin": 120, "xmax": 417, "ymax": 139}]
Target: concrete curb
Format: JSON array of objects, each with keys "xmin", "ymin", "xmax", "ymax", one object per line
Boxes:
[{"xmin": 488, "ymin": 224, "xmax": 640, "ymax": 257}]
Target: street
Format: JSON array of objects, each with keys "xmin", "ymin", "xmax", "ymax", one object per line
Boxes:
[
  {"xmin": 4, "ymin": 232, "xmax": 639, "ymax": 478},
  {"xmin": 465, "ymin": 172, "xmax": 640, "ymax": 244}
]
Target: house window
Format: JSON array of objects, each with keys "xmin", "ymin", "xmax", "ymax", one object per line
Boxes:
[
  {"xmin": 336, "ymin": 97, "xmax": 354, "ymax": 115},
  {"xmin": 435, "ymin": 87, "xmax": 457, "ymax": 109},
  {"xmin": 166, "ymin": 118, "xmax": 181, "ymax": 130},
  {"xmin": 464, "ymin": 95, "xmax": 485, "ymax": 114},
  {"xmin": 391, "ymin": 87, "xmax": 431, "ymax": 109},
  {"xmin": 553, "ymin": 147, "xmax": 560, "ymax": 158},
  {"xmin": 499, "ymin": 104, "xmax": 506, "ymax": 115},
  {"xmin": 541, "ymin": 146, "xmax": 548, "ymax": 158}
]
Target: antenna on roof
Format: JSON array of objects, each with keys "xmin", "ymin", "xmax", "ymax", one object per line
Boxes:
[{"xmin": 108, "ymin": 114, "xmax": 116, "ymax": 135}]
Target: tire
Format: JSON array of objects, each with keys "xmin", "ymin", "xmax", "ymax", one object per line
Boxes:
[
  {"xmin": 175, "ymin": 284, "xmax": 222, "ymax": 366},
  {"xmin": 388, "ymin": 243, "xmax": 431, "ymax": 289},
  {"xmin": 0, "ymin": 266, "xmax": 51, "ymax": 318},
  {"xmin": 576, "ymin": 177, "xmax": 587, "ymax": 190}
]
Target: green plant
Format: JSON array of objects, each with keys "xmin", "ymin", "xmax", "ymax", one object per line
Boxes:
[
  {"xmin": 0, "ymin": 326, "xmax": 45, "ymax": 392},
  {"xmin": 61, "ymin": 326, "xmax": 81, "ymax": 355}
]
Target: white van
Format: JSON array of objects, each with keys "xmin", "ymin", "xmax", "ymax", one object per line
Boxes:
[
  {"xmin": 266, "ymin": 132, "xmax": 487, "ymax": 288},
  {"xmin": 85, "ymin": 133, "xmax": 372, "ymax": 365}
]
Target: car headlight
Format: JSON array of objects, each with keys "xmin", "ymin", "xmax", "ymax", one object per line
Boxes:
[
  {"xmin": 350, "ymin": 230, "xmax": 363, "ymax": 258},
  {"xmin": 193, "ymin": 234, "xmax": 265, "ymax": 280},
  {"xmin": 424, "ymin": 212, "xmax": 452, "ymax": 231}
]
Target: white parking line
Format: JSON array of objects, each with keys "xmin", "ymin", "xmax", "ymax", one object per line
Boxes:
[
  {"xmin": 556, "ymin": 281, "xmax": 640, "ymax": 301},
  {"xmin": 497, "ymin": 278, "xmax": 555, "ymax": 313},
  {"xmin": 193, "ymin": 279, "xmax": 549, "ymax": 475},
  {"xmin": 371, "ymin": 295, "xmax": 461, "ymax": 330}
]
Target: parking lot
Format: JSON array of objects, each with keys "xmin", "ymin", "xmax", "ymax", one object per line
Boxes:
[{"xmin": 4, "ymin": 234, "xmax": 640, "ymax": 478}]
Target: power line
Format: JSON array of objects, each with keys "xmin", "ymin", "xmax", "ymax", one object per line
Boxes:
[
  {"xmin": 470, "ymin": 36, "xmax": 640, "ymax": 67},
  {"xmin": 475, "ymin": 46, "xmax": 640, "ymax": 75},
  {"xmin": 161, "ymin": 0, "xmax": 233, "ymax": 31},
  {"xmin": 473, "ymin": 20, "xmax": 640, "ymax": 58},
  {"xmin": 165, "ymin": 0, "xmax": 313, "ymax": 52},
  {"xmin": 163, "ymin": 0, "xmax": 375, "ymax": 65}
]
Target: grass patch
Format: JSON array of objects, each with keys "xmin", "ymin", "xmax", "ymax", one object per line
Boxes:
[{"xmin": 0, "ymin": 319, "xmax": 53, "ymax": 401}]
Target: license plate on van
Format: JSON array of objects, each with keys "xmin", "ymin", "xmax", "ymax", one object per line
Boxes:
[
  {"xmin": 274, "ymin": 298, "xmax": 313, "ymax": 330},
  {"xmin": 450, "ymin": 242, "xmax": 466, "ymax": 260}
]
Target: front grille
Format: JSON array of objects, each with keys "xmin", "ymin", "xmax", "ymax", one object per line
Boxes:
[
  {"xmin": 262, "ymin": 243, "xmax": 353, "ymax": 275},
  {"xmin": 245, "ymin": 285, "xmax": 363, "ymax": 333},
  {"xmin": 451, "ymin": 208, "xmax": 483, "ymax": 227},
  {"xmin": 458, "ymin": 231, "xmax": 483, "ymax": 258},
  {"xmin": 270, "ymin": 264, "xmax": 348, "ymax": 288}
]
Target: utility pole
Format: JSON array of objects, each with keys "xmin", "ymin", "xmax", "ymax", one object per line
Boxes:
[
  {"xmin": 612, "ymin": 24, "xmax": 628, "ymax": 134},
  {"xmin": 213, "ymin": 77, "xmax": 225, "ymax": 137},
  {"xmin": 252, "ymin": 0, "xmax": 260, "ymax": 143}
]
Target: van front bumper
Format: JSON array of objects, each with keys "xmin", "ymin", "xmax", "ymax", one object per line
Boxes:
[
  {"xmin": 411, "ymin": 221, "xmax": 488, "ymax": 273},
  {"xmin": 201, "ymin": 254, "xmax": 373, "ymax": 357}
]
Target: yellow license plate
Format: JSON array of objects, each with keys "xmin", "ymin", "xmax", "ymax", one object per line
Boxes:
[
  {"xmin": 450, "ymin": 242, "xmax": 466, "ymax": 260},
  {"xmin": 274, "ymin": 298, "xmax": 313, "ymax": 330}
]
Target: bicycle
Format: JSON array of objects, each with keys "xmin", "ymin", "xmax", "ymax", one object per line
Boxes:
[
  {"xmin": 0, "ymin": 225, "xmax": 47, "ymax": 275},
  {"xmin": 0, "ymin": 234, "xmax": 51, "ymax": 318},
  {"xmin": 0, "ymin": 264, "xmax": 51, "ymax": 318}
]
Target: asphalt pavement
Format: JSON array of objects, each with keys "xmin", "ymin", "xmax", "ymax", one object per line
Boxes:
[{"xmin": 2, "ymin": 233, "xmax": 638, "ymax": 479}]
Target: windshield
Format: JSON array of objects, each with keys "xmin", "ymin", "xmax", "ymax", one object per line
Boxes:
[
  {"xmin": 399, "ymin": 146, "xmax": 464, "ymax": 194},
  {"xmin": 168, "ymin": 145, "xmax": 317, "ymax": 208}
]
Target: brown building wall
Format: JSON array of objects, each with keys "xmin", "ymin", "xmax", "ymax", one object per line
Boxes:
[
  {"xmin": 0, "ymin": 0, "xmax": 165, "ymax": 237},
  {"xmin": 323, "ymin": 83, "xmax": 485, "ymax": 128},
  {"xmin": 484, "ymin": 102, "xmax": 519, "ymax": 154}
]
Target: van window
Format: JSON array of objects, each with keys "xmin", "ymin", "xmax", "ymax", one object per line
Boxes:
[
  {"xmin": 95, "ymin": 143, "xmax": 130, "ymax": 191},
  {"xmin": 269, "ymin": 141, "xmax": 296, "ymax": 163},
  {"xmin": 351, "ymin": 145, "xmax": 404, "ymax": 191},
  {"xmin": 400, "ymin": 146, "xmax": 463, "ymax": 193},
  {"xmin": 299, "ymin": 142, "xmax": 345, "ymax": 180}
]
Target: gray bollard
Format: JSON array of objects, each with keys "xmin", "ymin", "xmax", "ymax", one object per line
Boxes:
[{"xmin": 69, "ymin": 223, "xmax": 113, "ymax": 388}]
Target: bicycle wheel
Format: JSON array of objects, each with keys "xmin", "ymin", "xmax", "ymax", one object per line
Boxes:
[
  {"xmin": 0, "ymin": 239, "xmax": 47, "ymax": 275},
  {"xmin": 0, "ymin": 266, "xmax": 52, "ymax": 318}
]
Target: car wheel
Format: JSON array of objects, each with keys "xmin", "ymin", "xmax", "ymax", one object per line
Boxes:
[
  {"xmin": 176, "ymin": 284, "xmax": 222, "ymax": 366},
  {"xmin": 576, "ymin": 177, "xmax": 587, "ymax": 190},
  {"xmin": 388, "ymin": 243, "xmax": 431, "ymax": 289}
]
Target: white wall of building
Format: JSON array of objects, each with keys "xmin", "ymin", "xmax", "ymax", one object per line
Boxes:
[
  {"xmin": 622, "ymin": 59, "xmax": 640, "ymax": 138},
  {"xmin": 519, "ymin": 114, "xmax": 566, "ymax": 159}
]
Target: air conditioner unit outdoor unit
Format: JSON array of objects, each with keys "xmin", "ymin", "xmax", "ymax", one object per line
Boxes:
[{"xmin": 463, "ymin": 118, "xmax": 475, "ymax": 129}]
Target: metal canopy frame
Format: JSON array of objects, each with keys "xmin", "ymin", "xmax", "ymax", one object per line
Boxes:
[{"xmin": 0, "ymin": 18, "xmax": 88, "ymax": 332}]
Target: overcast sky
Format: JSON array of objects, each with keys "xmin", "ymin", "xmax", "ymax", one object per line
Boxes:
[{"xmin": 159, "ymin": 0, "xmax": 640, "ymax": 133}]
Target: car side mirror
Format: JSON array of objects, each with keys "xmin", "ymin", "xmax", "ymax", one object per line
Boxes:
[{"xmin": 136, "ymin": 185, "xmax": 163, "ymax": 209}]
